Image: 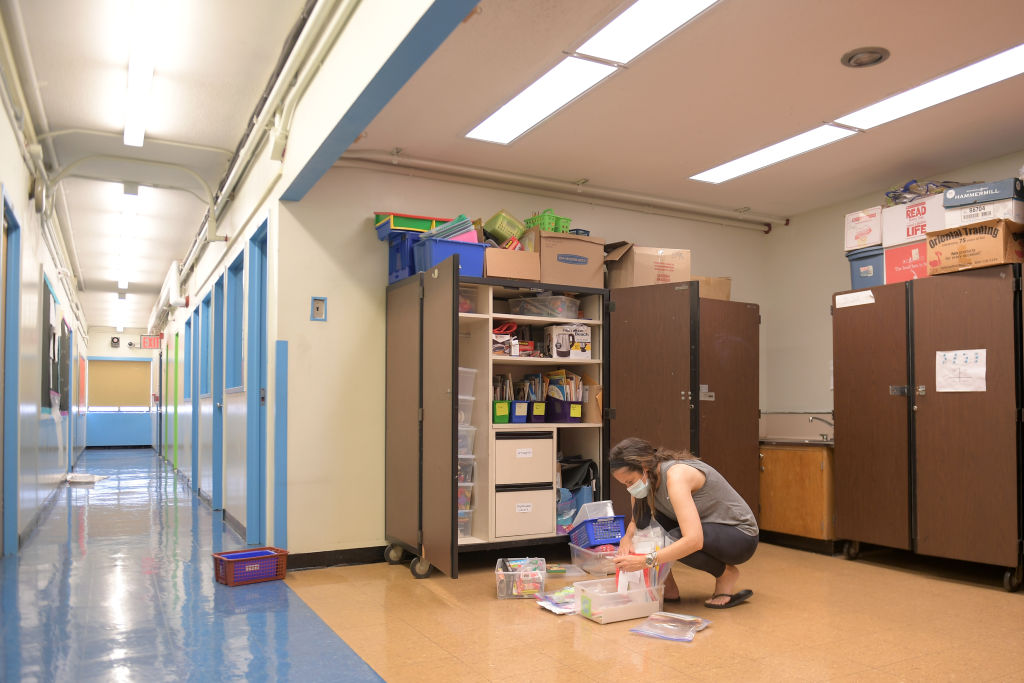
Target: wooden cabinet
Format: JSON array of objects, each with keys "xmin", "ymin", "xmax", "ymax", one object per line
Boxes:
[{"xmin": 759, "ymin": 444, "xmax": 834, "ymax": 540}]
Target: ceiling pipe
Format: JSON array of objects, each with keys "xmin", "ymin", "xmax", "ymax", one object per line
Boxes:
[
  {"xmin": 37, "ymin": 128, "xmax": 234, "ymax": 157},
  {"xmin": 337, "ymin": 151, "xmax": 783, "ymax": 232},
  {"xmin": 50, "ymin": 154, "xmax": 215, "ymax": 206}
]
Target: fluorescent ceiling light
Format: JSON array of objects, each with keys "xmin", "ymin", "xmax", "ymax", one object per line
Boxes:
[
  {"xmin": 117, "ymin": 279, "xmax": 128, "ymax": 290},
  {"xmin": 836, "ymin": 43, "xmax": 1024, "ymax": 130},
  {"xmin": 691, "ymin": 125, "xmax": 857, "ymax": 184},
  {"xmin": 467, "ymin": 57, "xmax": 616, "ymax": 144},
  {"xmin": 124, "ymin": 0, "xmax": 157, "ymax": 147},
  {"xmin": 577, "ymin": 0, "xmax": 717, "ymax": 64}
]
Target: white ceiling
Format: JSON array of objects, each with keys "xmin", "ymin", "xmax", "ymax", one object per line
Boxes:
[
  {"xmin": 350, "ymin": 0, "xmax": 1024, "ymax": 218},
  {"xmin": 3, "ymin": 0, "xmax": 306, "ymax": 329}
]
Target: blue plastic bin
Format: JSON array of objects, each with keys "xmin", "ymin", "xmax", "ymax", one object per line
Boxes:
[
  {"xmin": 568, "ymin": 515, "xmax": 625, "ymax": 549},
  {"xmin": 846, "ymin": 246, "xmax": 885, "ymax": 289},
  {"xmin": 388, "ymin": 232, "xmax": 422, "ymax": 283},
  {"xmin": 413, "ymin": 237, "xmax": 486, "ymax": 277}
]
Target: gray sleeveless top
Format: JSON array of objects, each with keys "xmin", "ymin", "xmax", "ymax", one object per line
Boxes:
[{"xmin": 652, "ymin": 459, "xmax": 758, "ymax": 536}]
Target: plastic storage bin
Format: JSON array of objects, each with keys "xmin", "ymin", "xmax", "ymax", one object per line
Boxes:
[
  {"xmin": 528, "ymin": 401, "xmax": 546, "ymax": 422},
  {"xmin": 457, "ymin": 509, "xmax": 473, "ymax": 538},
  {"xmin": 572, "ymin": 501, "xmax": 614, "ymax": 528},
  {"xmin": 846, "ymin": 245, "xmax": 885, "ymax": 289},
  {"xmin": 387, "ymin": 232, "xmax": 421, "ymax": 284},
  {"xmin": 483, "ymin": 210, "xmax": 526, "ymax": 243},
  {"xmin": 569, "ymin": 542, "xmax": 618, "ymax": 575},
  {"xmin": 508, "ymin": 295, "xmax": 580, "ymax": 319},
  {"xmin": 494, "ymin": 557, "xmax": 546, "ymax": 598},
  {"xmin": 212, "ymin": 547, "xmax": 289, "ymax": 586},
  {"xmin": 458, "ymin": 367, "xmax": 478, "ymax": 397},
  {"xmin": 546, "ymin": 397, "xmax": 582, "ymax": 423},
  {"xmin": 457, "ymin": 395, "xmax": 475, "ymax": 425},
  {"xmin": 575, "ymin": 577, "xmax": 664, "ymax": 624},
  {"xmin": 510, "ymin": 400, "xmax": 529, "ymax": 423},
  {"xmin": 524, "ymin": 209, "xmax": 571, "ymax": 233},
  {"xmin": 374, "ymin": 211, "xmax": 451, "ymax": 239},
  {"xmin": 413, "ymin": 237, "xmax": 486, "ymax": 277},
  {"xmin": 492, "ymin": 400, "xmax": 510, "ymax": 424},
  {"xmin": 458, "ymin": 286, "xmax": 478, "ymax": 313},
  {"xmin": 457, "ymin": 455, "xmax": 475, "ymax": 483},
  {"xmin": 569, "ymin": 515, "xmax": 626, "ymax": 549},
  {"xmin": 457, "ymin": 483, "xmax": 474, "ymax": 511},
  {"xmin": 457, "ymin": 425, "xmax": 477, "ymax": 455}
]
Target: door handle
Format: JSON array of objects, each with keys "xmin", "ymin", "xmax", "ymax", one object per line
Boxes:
[{"xmin": 216, "ymin": 402, "xmax": 223, "ymax": 408}]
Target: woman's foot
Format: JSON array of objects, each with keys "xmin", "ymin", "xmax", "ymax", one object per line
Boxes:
[{"xmin": 704, "ymin": 564, "xmax": 740, "ymax": 607}]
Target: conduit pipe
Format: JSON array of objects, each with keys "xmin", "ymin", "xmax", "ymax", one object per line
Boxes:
[{"xmin": 337, "ymin": 151, "xmax": 785, "ymax": 233}]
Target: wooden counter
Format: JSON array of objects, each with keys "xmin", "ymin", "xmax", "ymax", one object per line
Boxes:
[{"xmin": 759, "ymin": 442, "xmax": 835, "ymax": 540}]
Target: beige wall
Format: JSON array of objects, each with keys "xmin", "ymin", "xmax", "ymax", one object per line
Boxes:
[{"xmin": 761, "ymin": 148, "xmax": 1024, "ymax": 411}]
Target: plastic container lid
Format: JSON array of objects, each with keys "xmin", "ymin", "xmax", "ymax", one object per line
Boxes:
[{"xmin": 571, "ymin": 500, "xmax": 614, "ymax": 529}]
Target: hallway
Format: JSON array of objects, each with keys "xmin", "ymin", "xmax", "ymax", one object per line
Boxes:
[{"xmin": 0, "ymin": 449, "xmax": 380, "ymax": 682}]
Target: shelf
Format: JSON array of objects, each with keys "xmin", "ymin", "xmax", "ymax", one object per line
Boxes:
[
  {"xmin": 459, "ymin": 313, "xmax": 489, "ymax": 320},
  {"xmin": 492, "ymin": 357, "xmax": 601, "ymax": 365},
  {"xmin": 457, "ymin": 536, "xmax": 487, "ymax": 546},
  {"xmin": 491, "ymin": 312, "xmax": 601, "ymax": 326},
  {"xmin": 490, "ymin": 422, "xmax": 602, "ymax": 430}
]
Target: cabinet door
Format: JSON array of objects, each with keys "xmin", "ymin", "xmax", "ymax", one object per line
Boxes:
[
  {"xmin": 609, "ymin": 282, "xmax": 697, "ymax": 516},
  {"xmin": 832, "ymin": 282, "xmax": 912, "ymax": 549},
  {"xmin": 759, "ymin": 446, "xmax": 832, "ymax": 539},
  {"xmin": 699, "ymin": 299, "xmax": 760, "ymax": 515},
  {"xmin": 421, "ymin": 257, "xmax": 459, "ymax": 577},
  {"xmin": 912, "ymin": 265, "xmax": 1019, "ymax": 567},
  {"xmin": 385, "ymin": 275, "xmax": 423, "ymax": 553}
]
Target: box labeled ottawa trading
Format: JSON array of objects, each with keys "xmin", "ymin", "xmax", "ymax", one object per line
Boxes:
[
  {"xmin": 604, "ymin": 242, "xmax": 691, "ymax": 289},
  {"xmin": 944, "ymin": 198, "xmax": 1024, "ymax": 230},
  {"xmin": 883, "ymin": 240, "xmax": 928, "ymax": 283},
  {"xmin": 882, "ymin": 194, "xmax": 944, "ymax": 247},
  {"xmin": 926, "ymin": 219, "xmax": 1024, "ymax": 275},
  {"xmin": 544, "ymin": 324, "xmax": 592, "ymax": 359},
  {"xmin": 942, "ymin": 178, "xmax": 1024, "ymax": 208},
  {"xmin": 844, "ymin": 206, "xmax": 882, "ymax": 251}
]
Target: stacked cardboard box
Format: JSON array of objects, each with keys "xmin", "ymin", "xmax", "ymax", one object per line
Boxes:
[
  {"xmin": 881, "ymin": 194, "xmax": 943, "ymax": 284},
  {"xmin": 927, "ymin": 179, "xmax": 1024, "ymax": 275}
]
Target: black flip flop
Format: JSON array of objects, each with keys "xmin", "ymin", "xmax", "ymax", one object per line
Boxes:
[{"xmin": 704, "ymin": 589, "xmax": 753, "ymax": 609}]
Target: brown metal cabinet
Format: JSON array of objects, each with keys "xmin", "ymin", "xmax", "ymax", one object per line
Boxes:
[
  {"xmin": 759, "ymin": 444, "xmax": 835, "ymax": 540},
  {"xmin": 832, "ymin": 265, "xmax": 1024, "ymax": 590},
  {"xmin": 609, "ymin": 282, "xmax": 760, "ymax": 521}
]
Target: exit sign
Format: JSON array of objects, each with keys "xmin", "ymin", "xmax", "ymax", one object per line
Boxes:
[{"xmin": 141, "ymin": 334, "xmax": 162, "ymax": 349}]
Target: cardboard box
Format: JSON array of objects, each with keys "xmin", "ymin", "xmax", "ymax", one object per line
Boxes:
[
  {"xmin": 943, "ymin": 178, "xmax": 1024, "ymax": 208},
  {"xmin": 945, "ymin": 198, "xmax": 1024, "ymax": 229},
  {"xmin": 697, "ymin": 276, "xmax": 731, "ymax": 301},
  {"xmin": 884, "ymin": 241, "xmax": 928, "ymax": 284},
  {"xmin": 604, "ymin": 242, "xmax": 691, "ymax": 289},
  {"xmin": 926, "ymin": 219, "xmax": 1024, "ymax": 275},
  {"xmin": 544, "ymin": 324, "xmax": 591, "ymax": 359},
  {"xmin": 844, "ymin": 206, "xmax": 882, "ymax": 251},
  {"xmin": 520, "ymin": 228, "xmax": 605, "ymax": 289},
  {"xmin": 484, "ymin": 248, "xmax": 540, "ymax": 280},
  {"xmin": 882, "ymin": 194, "xmax": 944, "ymax": 247}
]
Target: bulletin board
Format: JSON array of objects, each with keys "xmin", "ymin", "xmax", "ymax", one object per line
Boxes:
[{"xmin": 87, "ymin": 360, "xmax": 152, "ymax": 407}]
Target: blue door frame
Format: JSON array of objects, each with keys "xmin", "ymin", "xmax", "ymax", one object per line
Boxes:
[
  {"xmin": 3, "ymin": 193, "xmax": 22, "ymax": 555},
  {"xmin": 245, "ymin": 222, "xmax": 268, "ymax": 545},
  {"xmin": 190, "ymin": 308, "xmax": 199, "ymax": 491},
  {"xmin": 212, "ymin": 275, "xmax": 224, "ymax": 510}
]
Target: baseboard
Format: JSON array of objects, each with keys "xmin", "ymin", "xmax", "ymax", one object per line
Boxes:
[
  {"xmin": 18, "ymin": 480, "xmax": 65, "ymax": 549},
  {"xmin": 759, "ymin": 530, "xmax": 840, "ymax": 555},
  {"xmin": 83, "ymin": 445, "xmax": 153, "ymax": 450},
  {"xmin": 287, "ymin": 546, "xmax": 385, "ymax": 570},
  {"xmin": 223, "ymin": 509, "xmax": 246, "ymax": 538}
]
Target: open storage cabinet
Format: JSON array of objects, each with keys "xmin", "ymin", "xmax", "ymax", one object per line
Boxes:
[
  {"xmin": 385, "ymin": 256, "xmax": 610, "ymax": 578},
  {"xmin": 832, "ymin": 264, "xmax": 1024, "ymax": 591}
]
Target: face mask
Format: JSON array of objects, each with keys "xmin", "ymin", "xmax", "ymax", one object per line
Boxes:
[{"xmin": 626, "ymin": 476, "xmax": 649, "ymax": 499}]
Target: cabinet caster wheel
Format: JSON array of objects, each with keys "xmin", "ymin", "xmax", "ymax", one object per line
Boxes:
[
  {"xmin": 410, "ymin": 557, "xmax": 432, "ymax": 579},
  {"xmin": 384, "ymin": 544, "xmax": 404, "ymax": 565},
  {"xmin": 1003, "ymin": 565, "xmax": 1022, "ymax": 592},
  {"xmin": 843, "ymin": 541, "xmax": 861, "ymax": 560}
]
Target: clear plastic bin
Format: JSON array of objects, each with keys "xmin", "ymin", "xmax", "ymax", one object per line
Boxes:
[
  {"xmin": 495, "ymin": 557, "xmax": 546, "ymax": 599},
  {"xmin": 457, "ymin": 455, "xmax": 475, "ymax": 483},
  {"xmin": 457, "ymin": 509, "xmax": 473, "ymax": 538},
  {"xmin": 569, "ymin": 542, "xmax": 617, "ymax": 576},
  {"xmin": 575, "ymin": 577, "xmax": 664, "ymax": 624},
  {"xmin": 457, "ymin": 483, "xmax": 474, "ymax": 511},
  {"xmin": 457, "ymin": 395, "xmax": 475, "ymax": 425},
  {"xmin": 458, "ymin": 367, "xmax": 478, "ymax": 397},
  {"xmin": 457, "ymin": 425, "xmax": 477, "ymax": 455},
  {"xmin": 571, "ymin": 501, "xmax": 615, "ymax": 529},
  {"xmin": 458, "ymin": 286, "xmax": 478, "ymax": 314},
  {"xmin": 508, "ymin": 295, "xmax": 580, "ymax": 319}
]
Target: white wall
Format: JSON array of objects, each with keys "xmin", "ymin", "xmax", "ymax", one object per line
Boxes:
[
  {"xmin": 762, "ymin": 148, "xmax": 1024, "ymax": 411},
  {"xmin": 85, "ymin": 326, "xmax": 159, "ymax": 360}
]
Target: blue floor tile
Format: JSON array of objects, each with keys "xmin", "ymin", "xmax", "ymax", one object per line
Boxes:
[{"xmin": 0, "ymin": 449, "xmax": 382, "ymax": 682}]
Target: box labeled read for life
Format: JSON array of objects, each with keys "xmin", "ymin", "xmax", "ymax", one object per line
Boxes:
[{"xmin": 882, "ymin": 194, "xmax": 944, "ymax": 247}]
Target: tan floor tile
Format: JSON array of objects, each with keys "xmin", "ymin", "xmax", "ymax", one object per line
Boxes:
[
  {"xmin": 876, "ymin": 644, "xmax": 1024, "ymax": 682},
  {"xmin": 369, "ymin": 654, "xmax": 483, "ymax": 683}
]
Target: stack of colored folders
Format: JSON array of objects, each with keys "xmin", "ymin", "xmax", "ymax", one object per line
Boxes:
[{"xmin": 428, "ymin": 215, "xmax": 477, "ymax": 243}]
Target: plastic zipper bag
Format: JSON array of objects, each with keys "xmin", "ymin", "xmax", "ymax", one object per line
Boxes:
[{"xmin": 629, "ymin": 612, "xmax": 711, "ymax": 642}]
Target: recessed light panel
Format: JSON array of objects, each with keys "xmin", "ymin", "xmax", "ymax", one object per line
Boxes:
[{"xmin": 577, "ymin": 0, "xmax": 718, "ymax": 64}]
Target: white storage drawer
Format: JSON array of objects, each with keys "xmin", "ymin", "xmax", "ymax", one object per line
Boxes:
[
  {"xmin": 494, "ymin": 432, "xmax": 555, "ymax": 485},
  {"xmin": 494, "ymin": 488, "xmax": 555, "ymax": 537}
]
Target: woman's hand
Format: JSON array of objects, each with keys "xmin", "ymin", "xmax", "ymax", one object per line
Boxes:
[
  {"xmin": 617, "ymin": 536, "xmax": 633, "ymax": 556},
  {"xmin": 613, "ymin": 553, "xmax": 647, "ymax": 572}
]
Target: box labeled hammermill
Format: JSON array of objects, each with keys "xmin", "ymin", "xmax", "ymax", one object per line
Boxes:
[
  {"xmin": 544, "ymin": 324, "xmax": 591, "ymax": 359},
  {"xmin": 943, "ymin": 178, "xmax": 1024, "ymax": 229},
  {"xmin": 926, "ymin": 219, "xmax": 1024, "ymax": 275}
]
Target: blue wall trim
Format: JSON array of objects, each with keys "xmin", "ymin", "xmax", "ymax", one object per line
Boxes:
[
  {"xmin": 274, "ymin": 340, "xmax": 288, "ymax": 549},
  {"xmin": 42, "ymin": 272, "xmax": 60, "ymax": 305},
  {"xmin": 191, "ymin": 309, "xmax": 200, "ymax": 491},
  {"xmin": 87, "ymin": 356, "xmax": 152, "ymax": 362},
  {"xmin": 85, "ymin": 413, "xmax": 153, "ymax": 447},
  {"xmin": 212, "ymin": 276, "xmax": 225, "ymax": 510},
  {"xmin": 281, "ymin": 0, "xmax": 480, "ymax": 201},
  {"xmin": 245, "ymin": 221, "xmax": 268, "ymax": 545},
  {"xmin": 3, "ymin": 193, "xmax": 22, "ymax": 555}
]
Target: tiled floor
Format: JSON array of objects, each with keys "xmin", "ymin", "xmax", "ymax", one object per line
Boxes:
[
  {"xmin": 0, "ymin": 449, "xmax": 381, "ymax": 682},
  {"xmin": 288, "ymin": 542, "xmax": 1024, "ymax": 682}
]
